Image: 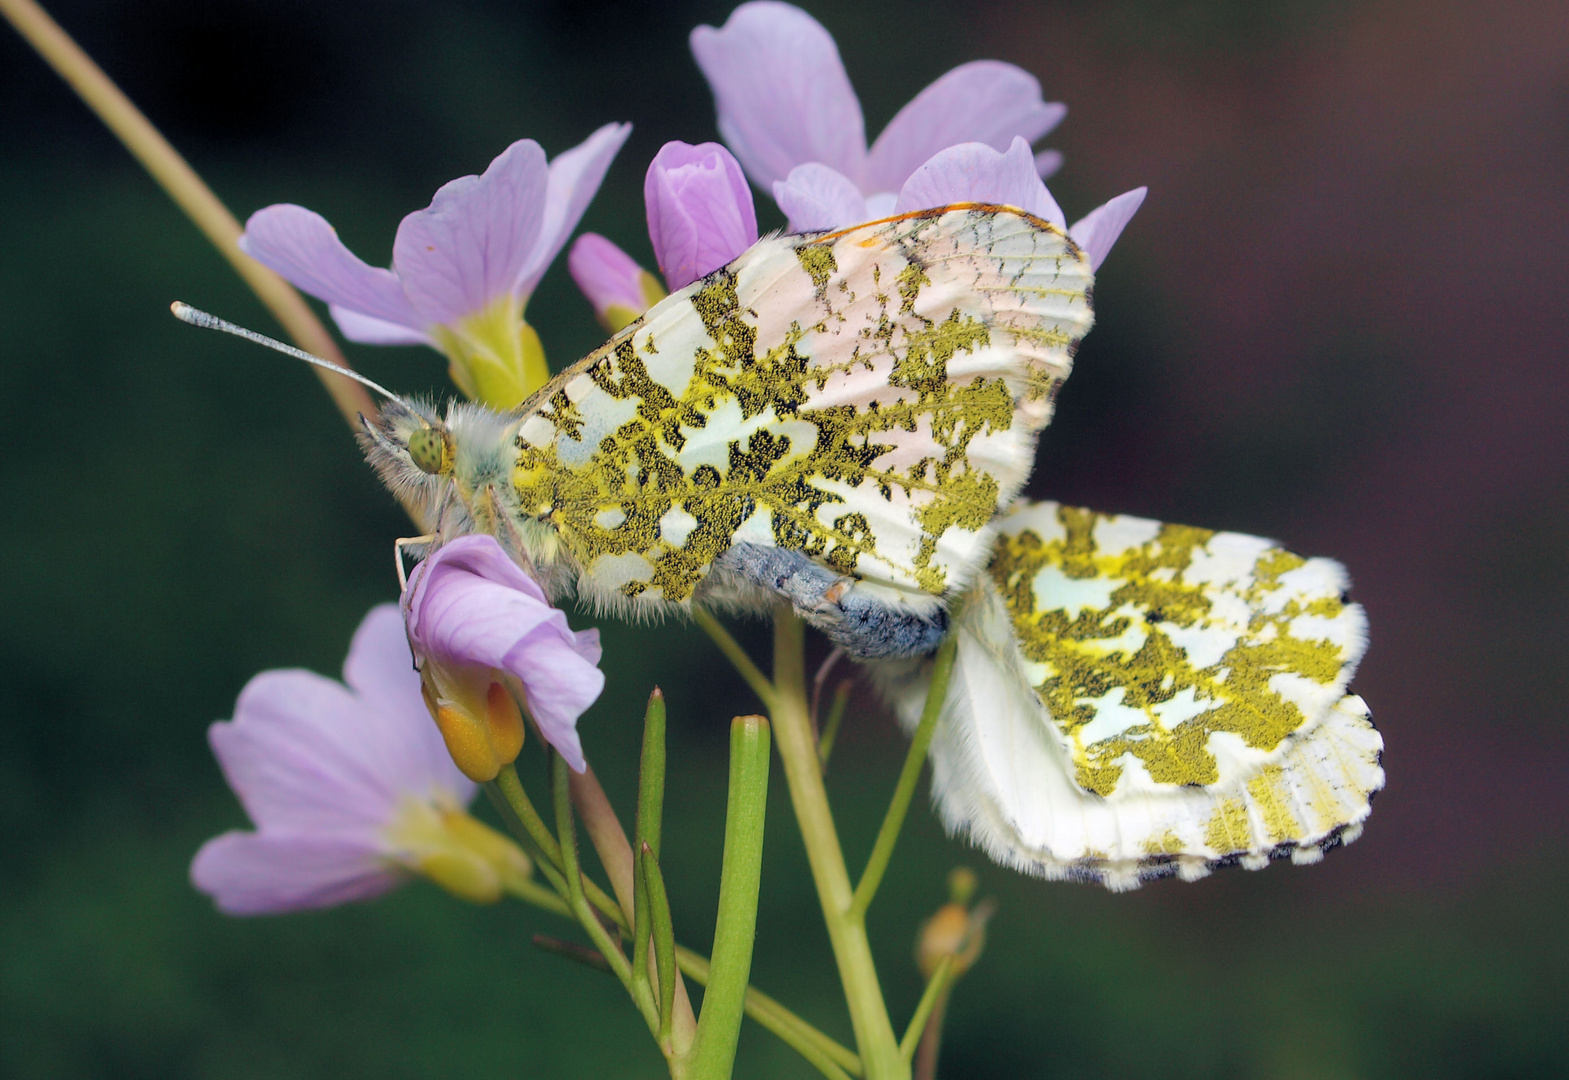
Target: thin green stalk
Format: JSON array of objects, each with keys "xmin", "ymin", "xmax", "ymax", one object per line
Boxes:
[
  {"xmin": 501, "ymin": 875, "xmax": 572, "ymax": 918},
  {"xmin": 818, "ymin": 680, "xmax": 851, "ymax": 769},
  {"xmin": 641, "ymin": 843, "xmax": 678, "ymax": 1047},
  {"xmin": 491, "ymin": 765, "xmax": 563, "ymax": 867},
  {"xmin": 849, "ymin": 631, "xmax": 959, "ymax": 920},
  {"xmin": 0, "ymin": 0, "xmax": 373, "ymax": 428},
  {"xmin": 693, "ymin": 608, "xmax": 778, "ymax": 711},
  {"xmin": 492, "ymin": 766, "xmax": 627, "ymax": 932},
  {"xmin": 634, "ymin": 688, "xmax": 667, "ymax": 990},
  {"xmin": 898, "ymin": 957, "xmax": 954, "ymax": 1063},
  {"xmin": 689, "ymin": 715, "xmax": 772, "ymax": 1080},
  {"xmin": 552, "ymin": 754, "xmax": 659, "ymax": 1035},
  {"xmin": 767, "ymin": 609, "xmax": 908, "ymax": 1080}
]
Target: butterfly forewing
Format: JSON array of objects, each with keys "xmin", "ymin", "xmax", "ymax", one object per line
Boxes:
[
  {"xmin": 512, "ymin": 206, "xmax": 1093, "ymax": 616},
  {"xmin": 884, "ymin": 499, "xmax": 1383, "ymax": 889}
]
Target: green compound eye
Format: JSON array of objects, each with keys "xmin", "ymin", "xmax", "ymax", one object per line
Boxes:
[{"xmin": 407, "ymin": 427, "xmax": 450, "ymax": 475}]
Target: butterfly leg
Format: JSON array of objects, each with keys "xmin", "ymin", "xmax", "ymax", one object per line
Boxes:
[
  {"xmin": 394, "ymin": 535, "xmax": 436, "ymax": 592},
  {"xmin": 711, "ymin": 544, "xmax": 948, "ymax": 660}
]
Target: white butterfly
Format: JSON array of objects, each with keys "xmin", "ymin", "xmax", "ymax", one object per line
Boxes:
[{"xmin": 180, "ymin": 202, "xmax": 1380, "ymax": 885}]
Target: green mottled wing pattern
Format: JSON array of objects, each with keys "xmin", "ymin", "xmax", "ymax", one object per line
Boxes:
[
  {"xmin": 884, "ymin": 499, "xmax": 1383, "ymax": 890},
  {"xmin": 511, "ymin": 206, "xmax": 1093, "ymax": 614}
]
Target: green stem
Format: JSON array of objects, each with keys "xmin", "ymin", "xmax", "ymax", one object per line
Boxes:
[
  {"xmin": 693, "ymin": 608, "xmax": 778, "ymax": 711},
  {"xmin": 640, "ymin": 844, "xmax": 679, "ymax": 1049},
  {"xmin": 817, "ymin": 680, "xmax": 851, "ymax": 770},
  {"xmin": 0, "ymin": 0, "xmax": 374, "ymax": 428},
  {"xmin": 491, "ymin": 766, "xmax": 627, "ymax": 933},
  {"xmin": 849, "ymin": 631, "xmax": 958, "ymax": 920},
  {"xmin": 766, "ymin": 609, "xmax": 908, "ymax": 1080},
  {"xmin": 502, "ymin": 876, "xmax": 572, "ymax": 918},
  {"xmin": 551, "ymin": 754, "xmax": 659, "ymax": 1036},
  {"xmin": 689, "ymin": 715, "xmax": 772, "ymax": 1080},
  {"xmin": 898, "ymin": 957, "xmax": 954, "ymax": 1063}
]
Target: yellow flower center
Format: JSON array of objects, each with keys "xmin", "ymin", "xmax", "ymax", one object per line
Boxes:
[
  {"xmin": 429, "ymin": 293, "xmax": 550, "ymax": 409},
  {"xmin": 384, "ymin": 794, "xmax": 533, "ymax": 904}
]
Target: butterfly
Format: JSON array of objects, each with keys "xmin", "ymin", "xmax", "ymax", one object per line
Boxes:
[
  {"xmin": 178, "ymin": 202, "xmax": 1380, "ymax": 885},
  {"xmin": 360, "ymin": 204, "xmax": 1093, "ymax": 659}
]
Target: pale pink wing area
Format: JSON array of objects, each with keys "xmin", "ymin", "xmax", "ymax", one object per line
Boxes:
[
  {"xmin": 191, "ymin": 832, "xmax": 404, "ymax": 915},
  {"xmin": 240, "ymin": 204, "xmax": 421, "ymax": 331},
  {"xmin": 868, "ymin": 61, "xmax": 1066, "ymax": 193},
  {"xmin": 896, "ymin": 138, "xmax": 1065, "ymax": 229},
  {"xmin": 690, "ymin": 0, "xmax": 867, "ymax": 189},
  {"xmin": 514, "ymin": 207, "xmax": 1093, "ymax": 611},
  {"xmin": 391, "ymin": 139, "xmax": 549, "ymax": 326}
]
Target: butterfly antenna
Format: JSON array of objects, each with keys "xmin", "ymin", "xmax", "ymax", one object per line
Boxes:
[{"xmin": 170, "ymin": 302, "xmax": 401, "ymax": 403}]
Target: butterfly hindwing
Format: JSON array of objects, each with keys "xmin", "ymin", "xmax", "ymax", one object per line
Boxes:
[
  {"xmin": 511, "ymin": 207, "xmax": 1093, "ymax": 633},
  {"xmin": 883, "ymin": 499, "xmax": 1383, "ymax": 889}
]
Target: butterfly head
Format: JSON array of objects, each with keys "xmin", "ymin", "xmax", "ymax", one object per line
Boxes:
[{"xmin": 360, "ymin": 398, "xmax": 569, "ymax": 590}]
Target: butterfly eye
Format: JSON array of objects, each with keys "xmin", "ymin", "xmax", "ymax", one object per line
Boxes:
[{"xmin": 407, "ymin": 427, "xmax": 451, "ymax": 475}]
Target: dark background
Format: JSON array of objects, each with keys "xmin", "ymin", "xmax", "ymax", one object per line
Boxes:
[{"xmin": 3, "ymin": 0, "xmax": 1567, "ymax": 1076}]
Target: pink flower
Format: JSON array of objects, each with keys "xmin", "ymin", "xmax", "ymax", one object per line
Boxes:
[
  {"xmin": 403, "ymin": 536, "xmax": 604, "ymax": 778},
  {"xmin": 239, "ymin": 124, "xmax": 630, "ymax": 408},
  {"xmin": 691, "ymin": 2, "xmax": 1065, "ymax": 226},
  {"xmin": 568, "ymin": 141, "xmax": 758, "ymax": 327},
  {"xmin": 643, "ymin": 141, "xmax": 760, "ymax": 290},
  {"xmin": 893, "ymin": 138, "xmax": 1148, "ymax": 271},
  {"xmin": 568, "ymin": 233, "xmax": 667, "ymax": 332},
  {"xmin": 192, "ymin": 605, "xmax": 531, "ymax": 915}
]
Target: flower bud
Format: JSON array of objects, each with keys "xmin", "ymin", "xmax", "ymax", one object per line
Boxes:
[
  {"xmin": 569, "ymin": 233, "xmax": 667, "ymax": 332},
  {"xmin": 644, "ymin": 141, "xmax": 759, "ymax": 290},
  {"xmin": 418, "ymin": 664, "xmax": 526, "ymax": 783}
]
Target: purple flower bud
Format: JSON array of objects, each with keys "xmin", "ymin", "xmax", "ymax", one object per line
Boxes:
[
  {"xmin": 569, "ymin": 233, "xmax": 668, "ymax": 332},
  {"xmin": 644, "ymin": 141, "xmax": 759, "ymax": 291},
  {"xmin": 403, "ymin": 536, "xmax": 604, "ymax": 777}
]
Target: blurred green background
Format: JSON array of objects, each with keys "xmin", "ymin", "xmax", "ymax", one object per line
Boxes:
[{"xmin": 3, "ymin": 0, "xmax": 1567, "ymax": 1076}]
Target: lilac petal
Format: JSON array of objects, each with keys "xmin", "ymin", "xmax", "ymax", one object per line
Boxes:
[
  {"xmin": 329, "ymin": 305, "xmax": 432, "ymax": 346},
  {"xmin": 341, "ymin": 604, "xmax": 475, "ymax": 805},
  {"xmin": 867, "ymin": 61, "xmax": 1067, "ymax": 193},
  {"xmin": 518, "ymin": 123, "xmax": 633, "ymax": 298},
  {"xmin": 209, "ymin": 669, "xmax": 407, "ymax": 835},
  {"xmin": 1034, "ymin": 149, "xmax": 1064, "ymax": 179},
  {"xmin": 406, "ymin": 537, "xmax": 605, "ymax": 772},
  {"xmin": 1069, "ymin": 187, "xmax": 1147, "ymax": 271},
  {"xmin": 392, "ymin": 139, "xmax": 549, "ymax": 326},
  {"xmin": 192, "ymin": 831, "xmax": 402, "ymax": 915},
  {"xmin": 690, "ymin": 1, "xmax": 867, "ymax": 190},
  {"xmin": 241, "ymin": 205, "xmax": 421, "ymax": 330},
  {"xmin": 772, "ymin": 163, "xmax": 868, "ymax": 232},
  {"xmin": 569, "ymin": 233, "xmax": 651, "ymax": 319},
  {"xmin": 894, "ymin": 137, "xmax": 1065, "ymax": 229},
  {"xmin": 644, "ymin": 141, "xmax": 759, "ymax": 290}
]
